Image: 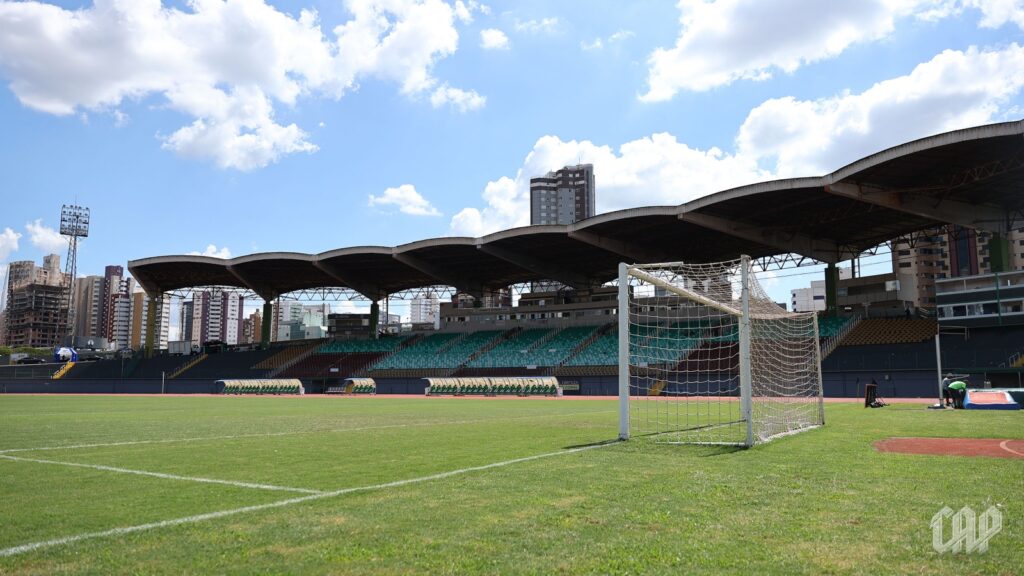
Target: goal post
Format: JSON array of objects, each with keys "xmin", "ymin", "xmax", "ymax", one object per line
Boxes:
[{"xmin": 618, "ymin": 256, "xmax": 824, "ymax": 446}]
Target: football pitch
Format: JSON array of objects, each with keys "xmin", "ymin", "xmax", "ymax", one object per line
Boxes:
[{"xmin": 1, "ymin": 396, "xmax": 1020, "ymax": 575}]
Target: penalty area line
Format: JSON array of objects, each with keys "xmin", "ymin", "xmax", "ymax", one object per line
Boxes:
[
  {"xmin": 0, "ymin": 454, "xmax": 322, "ymax": 495},
  {"xmin": 0, "ymin": 441, "xmax": 617, "ymax": 558}
]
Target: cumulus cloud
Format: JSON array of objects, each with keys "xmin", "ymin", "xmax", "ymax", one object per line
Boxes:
[
  {"xmin": 641, "ymin": 0, "xmax": 1024, "ymax": 101},
  {"xmin": 0, "ymin": 227, "xmax": 20, "ymax": 261},
  {"xmin": 737, "ymin": 44, "xmax": 1024, "ymax": 176},
  {"xmin": 453, "ymin": 43, "xmax": 1024, "ymax": 235},
  {"xmin": 369, "ymin": 184, "xmax": 443, "ymax": 216},
  {"xmin": 0, "ymin": 0, "xmax": 482, "ymax": 170},
  {"xmin": 25, "ymin": 220, "xmax": 65, "ymax": 254},
  {"xmin": 581, "ymin": 29, "xmax": 634, "ymax": 51},
  {"xmin": 449, "ymin": 134, "xmax": 768, "ymax": 236},
  {"xmin": 430, "ymin": 84, "xmax": 486, "ymax": 112},
  {"xmin": 480, "ymin": 28, "xmax": 510, "ymax": 50},
  {"xmin": 515, "ymin": 17, "xmax": 559, "ymax": 34},
  {"xmin": 188, "ymin": 244, "xmax": 232, "ymax": 258}
]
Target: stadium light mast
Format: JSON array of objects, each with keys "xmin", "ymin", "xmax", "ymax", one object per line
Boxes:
[{"xmin": 57, "ymin": 204, "xmax": 90, "ymax": 346}]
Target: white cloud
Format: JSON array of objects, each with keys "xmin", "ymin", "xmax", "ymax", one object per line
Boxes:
[
  {"xmin": 449, "ymin": 133, "xmax": 768, "ymax": 236},
  {"xmin": 737, "ymin": 44, "xmax": 1024, "ymax": 176},
  {"xmin": 580, "ymin": 38, "xmax": 603, "ymax": 51},
  {"xmin": 454, "ymin": 0, "xmax": 489, "ymax": 23},
  {"xmin": 25, "ymin": 220, "xmax": 65, "ymax": 254},
  {"xmin": 0, "ymin": 227, "xmax": 20, "ymax": 261},
  {"xmin": 480, "ymin": 28, "xmax": 510, "ymax": 50},
  {"xmin": 0, "ymin": 0, "xmax": 481, "ymax": 170},
  {"xmin": 515, "ymin": 17, "xmax": 560, "ymax": 34},
  {"xmin": 968, "ymin": 0, "xmax": 1024, "ymax": 28},
  {"xmin": 187, "ymin": 245, "xmax": 232, "ymax": 259},
  {"xmin": 642, "ymin": 0, "xmax": 916, "ymax": 100},
  {"xmin": 369, "ymin": 184, "xmax": 443, "ymax": 216},
  {"xmin": 641, "ymin": 0, "xmax": 1024, "ymax": 102},
  {"xmin": 452, "ymin": 43, "xmax": 1024, "ymax": 236},
  {"xmin": 430, "ymin": 84, "xmax": 486, "ymax": 112},
  {"xmin": 608, "ymin": 29, "xmax": 635, "ymax": 42}
]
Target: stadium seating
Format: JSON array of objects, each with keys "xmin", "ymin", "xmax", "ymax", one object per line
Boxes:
[
  {"xmin": 468, "ymin": 328, "xmax": 554, "ymax": 368},
  {"xmin": 415, "ymin": 330, "xmax": 504, "ymax": 370},
  {"xmin": 253, "ymin": 342, "xmax": 320, "ymax": 370},
  {"xmin": 841, "ymin": 319, "xmax": 937, "ymax": 346},
  {"xmin": 513, "ymin": 326, "xmax": 599, "ymax": 367},
  {"xmin": 817, "ymin": 315, "xmax": 854, "ymax": 338},
  {"xmin": 565, "ymin": 329, "xmax": 617, "ymax": 366},
  {"xmin": 0, "ymin": 363, "xmax": 64, "ymax": 380},
  {"xmin": 173, "ymin": 349, "xmax": 276, "ymax": 380},
  {"xmin": 370, "ymin": 332, "xmax": 462, "ymax": 370}
]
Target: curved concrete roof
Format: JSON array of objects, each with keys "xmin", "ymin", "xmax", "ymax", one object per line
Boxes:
[{"xmin": 129, "ymin": 121, "xmax": 1024, "ymax": 299}]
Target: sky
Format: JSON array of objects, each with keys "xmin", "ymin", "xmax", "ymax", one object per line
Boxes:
[{"xmin": 2, "ymin": 0, "xmax": 1024, "ymax": 320}]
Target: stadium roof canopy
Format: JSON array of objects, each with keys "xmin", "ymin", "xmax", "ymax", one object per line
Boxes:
[{"xmin": 129, "ymin": 121, "xmax": 1024, "ymax": 300}]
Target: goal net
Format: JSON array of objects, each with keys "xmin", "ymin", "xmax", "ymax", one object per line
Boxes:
[{"xmin": 617, "ymin": 256, "xmax": 824, "ymax": 446}]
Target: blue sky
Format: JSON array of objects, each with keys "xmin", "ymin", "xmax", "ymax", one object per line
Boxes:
[{"xmin": 2, "ymin": 0, "xmax": 1024, "ymax": 313}]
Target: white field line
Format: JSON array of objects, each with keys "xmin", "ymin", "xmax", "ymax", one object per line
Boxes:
[
  {"xmin": 999, "ymin": 439, "xmax": 1024, "ymax": 457},
  {"xmin": 0, "ymin": 454, "xmax": 321, "ymax": 494},
  {"xmin": 0, "ymin": 441, "xmax": 617, "ymax": 558},
  {"xmin": 0, "ymin": 410, "xmax": 615, "ymax": 455}
]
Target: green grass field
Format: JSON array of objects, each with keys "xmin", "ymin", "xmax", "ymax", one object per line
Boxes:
[{"xmin": 0, "ymin": 395, "xmax": 1021, "ymax": 575}]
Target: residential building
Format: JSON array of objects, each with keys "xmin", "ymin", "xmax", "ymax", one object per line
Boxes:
[
  {"xmin": 529, "ymin": 163, "xmax": 595, "ymax": 225},
  {"xmin": 3, "ymin": 255, "xmax": 69, "ymax": 348},
  {"xmin": 891, "ymin": 226, "xmax": 1024, "ymax": 308},
  {"xmin": 130, "ymin": 290, "xmax": 171, "ymax": 351},
  {"xmin": 242, "ymin": 310, "xmax": 262, "ymax": 344},
  {"xmin": 410, "ymin": 292, "xmax": 440, "ymax": 327},
  {"xmin": 72, "ymin": 275, "xmax": 103, "ymax": 338},
  {"xmin": 189, "ymin": 289, "xmax": 245, "ymax": 346}
]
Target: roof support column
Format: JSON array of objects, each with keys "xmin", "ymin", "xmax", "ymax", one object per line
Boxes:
[
  {"xmin": 144, "ymin": 293, "xmax": 158, "ymax": 359},
  {"xmin": 988, "ymin": 231, "xmax": 1012, "ymax": 273},
  {"xmin": 370, "ymin": 301, "xmax": 380, "ymax": 340},
  {"xmin": 825, "ymin": 263, "xmax": 839, "ymax": 318},
  {"xmin": 261, "ymin": 299, "xmax": 274, "ymax": 349}
]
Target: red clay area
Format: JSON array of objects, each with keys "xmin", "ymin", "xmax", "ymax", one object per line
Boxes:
[
  {"xmin": 874, "ymin": 437, "xmax": 1024, "ymax": 459},
  {"xmin": 968, "ymin": 391, "xmax": 1014, "ymax": 404}
]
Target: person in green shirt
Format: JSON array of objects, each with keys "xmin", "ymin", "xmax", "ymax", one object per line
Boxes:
[{"xmin": 948, "ymin": 380, "xmax": 968, "ymax": 409}]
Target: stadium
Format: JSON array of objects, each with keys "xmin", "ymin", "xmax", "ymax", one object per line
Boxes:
[{"xmin": 2, "ymin": 122, "xmax": 1022, "ymax": 573}]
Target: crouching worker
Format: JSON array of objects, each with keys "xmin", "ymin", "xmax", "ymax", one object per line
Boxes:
[
  {"xmin": 947, "ymin": 379, "xmax": 968, "ymax": 409},
  {"xmin": 941, "ymin": 373, "xmax": 969, "ymax": 407}
]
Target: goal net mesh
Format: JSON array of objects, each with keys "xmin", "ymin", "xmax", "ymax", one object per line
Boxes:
[{"xmin": 621, "ymin": 257, "xmax": 823, "ymax": 446}]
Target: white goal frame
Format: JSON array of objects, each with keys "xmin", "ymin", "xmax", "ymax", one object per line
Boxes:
[{"xmin": 617, "ymin": 256, "xmax": 825, "ymax": 447}]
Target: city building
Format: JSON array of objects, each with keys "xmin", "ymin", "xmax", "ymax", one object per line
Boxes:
[
  {"xmin": 529, "ymin": 163, "xmax": 595, "ymax": 225},
  {"xmin": 180, "ymin": 300, "xmax": 194, "ymax": 344},
  {"xmin": 791, "ymin": 268, "xmax": 851, "ymax": 312},
  {"xmin": 72, "ymin": 275, "xmax": 103, "ymax": 339},
  {"xmin": 242, "ymin": 310, "xmax": 262, "ymax": 344},
  {"xmin": 410, "ymin": 292, "xmax": 440, "ymax": 328},
  {"xmin": 272, "ymin": 300, "xmax": 305, "ymax": 341},
  {"xmin": 891, "ymin": 226, "xmax": 1024, "ymax": 308},
  {"xmin": 189, "ymin": 289, "xmax": 245, "ymax": 346},
  {"xmin": 130, "ymin": 290, "xmax": 171, "ymax": 351},
  {"xmin": 3, "ymin": 254, "xmax": 69, "ymax": 348}
]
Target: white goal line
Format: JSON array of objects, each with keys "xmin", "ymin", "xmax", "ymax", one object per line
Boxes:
[{"xmin": 0, "ymin": 441, "xmax": 617, "ymax": 559}]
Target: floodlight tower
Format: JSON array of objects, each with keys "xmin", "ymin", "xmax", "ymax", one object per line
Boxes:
[{"xmin": 58, "ymin": 204, "xmax": 90, "ymax": 346}]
